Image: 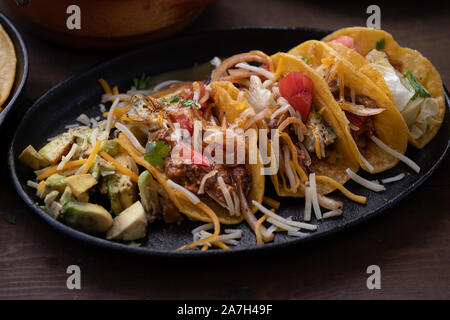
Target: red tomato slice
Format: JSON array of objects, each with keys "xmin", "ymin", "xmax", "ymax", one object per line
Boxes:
[
  {"xmin": 330, "ymin": 36, "xmax": 355, "ymax": 50},
  {"xmin": 278, "ymin": 71, "xmax": 314, "ymax": 120},
  {"xmin": 171, "ymin": 113, "xmax": 193, "ymax": 135},
  {"xmin": 180, "ymin": 143, "xmax": 210, "ymax": 166}
]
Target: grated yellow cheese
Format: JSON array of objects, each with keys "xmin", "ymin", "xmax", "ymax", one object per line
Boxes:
[{"xmin": 316, "ymin": 175, "xmax": 367, "ymax": 204}]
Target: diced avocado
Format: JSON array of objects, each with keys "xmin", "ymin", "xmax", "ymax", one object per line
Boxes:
[
  {"xmin": 106, "ymin": 201, "xmax": 148, "ymax": 241},
  {"xmin": 65, "ymin": 174, "xmax": 97, "ymax": 197},
  {"xmin": 38, "ymin": 133, "xmax": 74, "ymax": 165},
  {"xmin": 75, "ymin": 127, "xmax": 93, "ymax": 143},
  {"xmin": 19, "ymin": 145, "xmax": 50, "ymax": 170},
  {"xmin": 89, "ymin": 156, "xmax": 115, "ymax": 180},
  {"xmin": 60, "ymin": 187, "xmax": 75, "ymax": 206},
  {"xmin": 138, "ymin": 170, "xmax": 160, "ymax": 222},
  {"xmin": 45, "ymin": 173, "xmax": 66, "ymax": 193},
  {"xmin": 106, "ymin": 153, "xmax": 137, "ymax": 215},
  {"xmin": 60, "ymin": 201, "xmax": 113, "ymax": 233},
  {"xmin": 76, "ymin": 192, "xmax": 89, "ymax": 202},
  {"xmin": 100, "ymin": 140, "xmax": 119, "ymax": 156}
]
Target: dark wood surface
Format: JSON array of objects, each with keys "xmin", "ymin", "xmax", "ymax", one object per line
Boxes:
[{"xmin": 0, "ymin": 0, "xmax": 449, "ymax": 299}]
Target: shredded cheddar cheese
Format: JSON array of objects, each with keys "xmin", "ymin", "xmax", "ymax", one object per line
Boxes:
[
  {"xmin": 263, "ymin": 196, "xmax": 280, "ymax": 209},
  {"xmin": 81, "ymin": 140, "xmax": 103, "ymax": 174},
  {"xmin": 309, "ymin": 126, "xmax": 322, "ymax": 159},
  {"xmin": 103, "ymin": 105, "xmax": 130, "ymax": 119},
  {"xmin": 37, "ymin": 159, "xmax": 88, "ymax": 180},
  {"xmin": 255, "ymin": 214, "xmax": 268, "ymax": 245},
  {"xmin": 98, "ymin": 78, "xmax": 112, "ymax": 95},
  {"xmin": 99, "ymin": 151, "xmax": 139, "ymax": 183},
  {"xmin": 212, "ymin": 241, "xmax": 229, "ymax": 250},
  {"xmin": 316, "ymin": 175, "xmax": 367, "ymax": 204},
  {"xmin": 116, "ymin": 133, "xmax": 221, "ymax": 250},
  {"xmin": 37, "ymin": 181, "xmax": 45, "ymax": 195}
]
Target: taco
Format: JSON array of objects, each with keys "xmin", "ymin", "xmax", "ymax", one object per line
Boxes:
[
  {"xmin": 322, "ymin": 27, "xmax": 445, "ymax": 149},
  {"xmin": 118, "ymin": 80, "xmax": 273, "ymax": 243},
  {"xmin": 269, "ymin": 53, "xmax": 360, "ymax": 199},
  {"xmin": 210, "ymin": 51, "xmax": 364, "ymax": 210},
  {"xmin": 288, "ymin": 40, "xmax": 409, "ymax": 173}
]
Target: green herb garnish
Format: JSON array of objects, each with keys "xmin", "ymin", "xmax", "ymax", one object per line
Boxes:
[
  {"xmin": 160, "ymin": 95, "xmax": 181, "ymax": 105},
  {"xmin": 160, "ymin": 95, "xmax": 197, "ymax": 107},
  {"xmin": 133, "ymin": 74, "xmax": 151, "ymax": 90},
  {"xmin": 303, "ymin": 56, "xmax": 312, "ymax": 64},
  {"xmin": 376, "ymin": 38, "xmax": 385, "ymax": 51},
  {"xmin": 181, "ymin": 99, "xmax": 196, "ymax": 107},
  {"xmin": 144, "ymin": 141, "xmax": 170, "ymax": 167},
  {"xmin": 404, "ymin": 70, "xmax": 431, "ymax": 100},
  {"xmin": 3, "ymin": 214, "xmax": 16, "ymax": 225}
]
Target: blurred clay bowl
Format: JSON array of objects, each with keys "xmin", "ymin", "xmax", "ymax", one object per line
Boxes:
[{"xmin": 4, "ymin": 0, "xmax": 215, "ymax": 51}]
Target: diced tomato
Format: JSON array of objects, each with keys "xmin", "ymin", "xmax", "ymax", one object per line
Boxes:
[
  {"xmin": 187, "ymin": 81, "xmax": 207, "ymax": 108},
  {"xmin": 345, "ymin": 111, "xmax": 367, "ymax": 129},
  {"xmin": 171, "ymin": 113, "xmax": 193, "ymax": 135},
  {"xmin": 180, "ymin": 143, "xmax": 210, "ymax": 166},
  {"xmin": 279, "ymin": 71, "xmax": 314, "ymax": 120},
  {"xmin": 330, "ymin": 36, "xmax": 355, "ymax": 50}
]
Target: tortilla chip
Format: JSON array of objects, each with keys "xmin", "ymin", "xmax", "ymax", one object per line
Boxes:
[{"xmin": 0, "ymin": 24, "xmax": 16, "ymax": 109}]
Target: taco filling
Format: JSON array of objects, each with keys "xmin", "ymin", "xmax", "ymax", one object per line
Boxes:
[{"xmin": 365, "ymin": 49, "xmax": 440, "ymax": 140}]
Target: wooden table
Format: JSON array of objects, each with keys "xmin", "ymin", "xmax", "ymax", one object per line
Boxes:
[{"xmin": 1, "ymin": 1, "xmax": 449, "ymax": 299}]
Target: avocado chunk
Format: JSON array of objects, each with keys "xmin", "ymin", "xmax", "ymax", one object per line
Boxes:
[
  {"xmin": 138, "ymin": 170, "xmax": 160, "ymax": 222},
  {"xmin": 65, "ymin": 174, "xmax": 97, "ymax": 197},
  {"xmin": 76, "ymin": 192, "xmax": 90, "ymax": 202},
  {"xmin": 19, "ymin": 145, "xmax": 50, "ymax": 170},
  {"xmin": 106, "ymin": 153, "xmax": 137, "ymax": 215},
  {"xmin": 106, "ymin": 201, "xmax": 148, "ymax": 241},
  {"xmin": 61, "ymin": 201, "xmax": 113, "ymax": 233},
  {"xmin": 45, "ymin": 173, "xmax": 66, "ymax": 193},
  {"xmin": 89, "ymin": 156, "xmax": 115, "ymax": 180},
  {"xmin": 100, "ymin": 140, "xmax": 119, "ymax": 156},
  {"xmin": 60, "ymin": 186, "xmax": 75, "ymax": 206},
  {"xmin": 38, "ymin": 133, "xmax": 74, "ymax": 165}
]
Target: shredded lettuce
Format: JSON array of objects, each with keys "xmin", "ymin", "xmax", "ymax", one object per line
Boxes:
[
  {"xmin": 366, "ymin": 50, "xmax": 439, "ymax": 139},
  {"xmin": 366, "ymin": 50, "xmax": 413, "ymax": 111}
]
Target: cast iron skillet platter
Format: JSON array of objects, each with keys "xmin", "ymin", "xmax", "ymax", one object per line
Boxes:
[
  {"xmin": 8, "ymin": 27, "xmax": 450, "ymax": 257},
  {"xmin": 0, "ymin": 12, "xmax": 28, "ymax": 129}
]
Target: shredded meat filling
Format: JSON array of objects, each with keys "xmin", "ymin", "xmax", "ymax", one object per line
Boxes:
[{"xmin": 164, "ymin": 161, "xmax": 251, "ymax": 207}]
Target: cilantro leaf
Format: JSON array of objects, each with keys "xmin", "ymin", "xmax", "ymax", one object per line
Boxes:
[
  {"xmin": 133, "ymin": 74, "xmax": 151, "ymax": 90},
  {"xmin": 144, "ymin": 141, "xmax": 170, "ymax": 167},
  {"xmin": 303, "ymin": 56, "xmax": 312, "ymax": 64},
  {"xmin": 181, "ymin": 99, "xmax": 196, "ymax": 107},
  {"xmin": 160, "ymin": 95, "xmax": 182, "ymax": 105},
  {"xmin": 404, "ymin": 70, "xmax": 431, "ymax": 100},
  {"xmin": 160, "ymin": 95, "xmax": 197, "ymax": 107},
  {"xmin": 376, "ymin": 38, "xmax": 385, "ymax": 51},
  {"xmin": 3, "ymin": 213, "xmax": 16, "ymax": 225}
]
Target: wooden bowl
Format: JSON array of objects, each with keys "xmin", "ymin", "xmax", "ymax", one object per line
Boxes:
[{"xmin": 4, "ymin": 0, "xmax": 215, "ymax": 51}]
